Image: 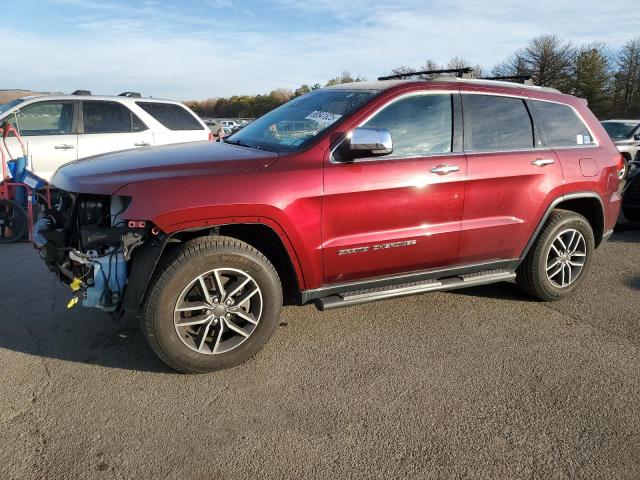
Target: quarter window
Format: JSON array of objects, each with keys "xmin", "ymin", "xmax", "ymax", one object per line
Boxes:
[
  {"xmin": 10, "ymin": 101, "xmax": 74, "ymax": 136},
  {"xmin": 465, "ymin": 95, "xmax": 534, "ymax": 152},
  {"xmin": 362, "ymin": 94, "xmax": 453, "ymax": 158},
  {"xmin": 83, "ymin": 101, "xmax": 147, "ymax": 134},
  {"xmin": 136, "ymin": 102, "xmax": 204, "ymax": 131},
  {"xmin": 532, "ymin": 101, "xmax": 594, "ymax": 147}
]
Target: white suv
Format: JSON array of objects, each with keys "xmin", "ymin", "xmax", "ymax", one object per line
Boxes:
[{"xmin": 0, "ymin": 93, "xmax": 211, "ymax": 181}]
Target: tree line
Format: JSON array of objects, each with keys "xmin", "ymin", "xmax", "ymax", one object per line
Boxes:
[{"xmin": 186, "ymin": 35, "xmax": 640, "ymax": 120}]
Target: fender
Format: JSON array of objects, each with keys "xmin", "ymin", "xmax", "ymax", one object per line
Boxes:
[
  {"xmin": 120, "ymin": 217, "xmax": 307, "ymax": 314},
  {"xmin": 517, "ymin": 191, "xmax": 605, "ymax": 263}
]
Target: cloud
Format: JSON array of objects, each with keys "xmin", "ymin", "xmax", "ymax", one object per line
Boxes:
[{"xmin": 3, "ymin": 0, "xmax": 638, "ymax": 99}]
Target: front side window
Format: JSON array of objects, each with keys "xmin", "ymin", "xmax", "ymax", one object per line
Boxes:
[
  {"xmin": 83, "ymin": 101, "xmax": 146, "ymax": 134},
  {"xmin": 532, "ymin": 100, "xmax": 594, "ymax": 147},
  {"xmin": 10, "ymin": 101, "xmax": 74, "ymax": 136},
  {"xmin": 362, "ymin": 94, "xmax": 453, "ymax": 158},
  {"xmin": 136, "ymin": 102, "xmax": 204, "ymax": 131},
  {"xmin": 224, "ymin": 89, "xmax": 377, "ymax": 153},
  {"xmin": 466, "ymin": 95, "xmax": 534, "ymax": 152}
]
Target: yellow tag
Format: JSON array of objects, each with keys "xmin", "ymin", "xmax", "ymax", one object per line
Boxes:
[
  {"xmin": 70, "ymin": 278, "xmax": 83, "ymax": 292},
  {"xmin": 67, "ymin": 297, "xmax": 79, "ymax": 309}
]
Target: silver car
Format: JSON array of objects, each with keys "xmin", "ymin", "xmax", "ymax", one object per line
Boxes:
[{"xmin": 601, "ymin": 119, "xmax": 640, "ymax": 179}]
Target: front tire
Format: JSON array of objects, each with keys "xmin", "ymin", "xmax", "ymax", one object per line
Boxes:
[
  {"xmin": 516, "ymin": 210, "xmax": 595, "ymax": 301},
  {"xmin": 141, "ymin": 236, "xmax": 282, "ymax": 373}
]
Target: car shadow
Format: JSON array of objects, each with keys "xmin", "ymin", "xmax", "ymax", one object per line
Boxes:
[
  {"xmin": 450, "ymin": 281, "xmax": 534, "ymax": 302},
  {"xmin": 0, "ymin": 310, "xmax": 176, "ymax": 373},
  {"xmin": 626, "ymin": 276, "xmax": 640, "ymax": 291},
  {"xmin": 0, "ymin": 285, "xmax": 176, "ymax": 374}
]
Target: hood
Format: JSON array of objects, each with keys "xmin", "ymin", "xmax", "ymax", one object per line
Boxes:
[{"xmin": 51, "ymin": 141, "xmax": 278, "ymax": 194}]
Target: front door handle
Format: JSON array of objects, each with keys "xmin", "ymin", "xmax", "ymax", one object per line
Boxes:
[
  {"xmin": 134, "ymin": 141, "xmax": 151, "ymax": 147},
  {"xmin": 430, "ymin": 164, "xmax": 460, "ymax": 175},
  {"xmin": 54, "ymin": 144, "xmax": 74, "ymax": 150},
  {"xmin": 532, "ymin": 158, "xmax": 555, "ymax": 167}
]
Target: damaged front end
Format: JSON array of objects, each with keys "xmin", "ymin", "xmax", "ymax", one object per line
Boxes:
[{"xmin": 34, "ymin": 192, "xmax": 154, "ymax": 312}]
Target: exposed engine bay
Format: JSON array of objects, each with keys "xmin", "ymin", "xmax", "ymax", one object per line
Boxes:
[{"xmin": 34, "ymin": 192, "xmax": 150, "ymax": 312}]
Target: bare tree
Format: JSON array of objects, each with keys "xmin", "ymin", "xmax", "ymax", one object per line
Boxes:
[
  {"xmin": 388, "ymin": 65, "xmax": 417, "ymax": 76},
  {"xmin": 325, "ymin": 71, "xmax": 365, "ymax": 86},
  {"xmin": 446, "ymin": 57, "xmax": 483, "ymax": 77},
  {"xmin": 493, "ymin": 35, "xmax": 575, "ymax": 88}
]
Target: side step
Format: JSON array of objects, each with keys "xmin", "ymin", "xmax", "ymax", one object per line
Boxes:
[{"xmin": 315, "ymin": 269, "xmax": 516, "ymax": 311}]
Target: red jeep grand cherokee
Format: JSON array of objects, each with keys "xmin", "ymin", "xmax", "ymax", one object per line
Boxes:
[{"xmin": 36, "ymin": 78, "xmax": 623, "ymax": 372}]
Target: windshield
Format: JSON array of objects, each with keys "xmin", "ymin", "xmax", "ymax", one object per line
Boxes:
[
  {"xmin": 0, "ymin": 98, "xmax": 24, "ymax": 116},
  {"xmin": 601, "ymin": 121, "xmax": 639, "ymax": 139},
  {"xmin": 225, "ymin": 89, "xmax": 377, "ymax": 153}
]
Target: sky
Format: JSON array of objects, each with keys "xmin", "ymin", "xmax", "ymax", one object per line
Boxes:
[{"xmin": 1, "ymin": 0, "xmax": 638, "ymax": 100}]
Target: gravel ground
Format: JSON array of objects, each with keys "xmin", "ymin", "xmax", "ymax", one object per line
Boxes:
[{"xmin": 0, "ymin": 229, "xmax": 638, "ymax": 479}]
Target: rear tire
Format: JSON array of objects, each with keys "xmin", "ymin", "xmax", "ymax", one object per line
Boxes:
[
  {"xmin": 141, "ymin": 235, "xmax": 282, "ymax": 373},
  {"xmin": 516, "ymin": 209, "xmax": 595, "ymax": 301}
]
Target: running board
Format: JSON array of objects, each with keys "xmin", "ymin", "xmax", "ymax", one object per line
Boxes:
[{"xmin": 315, "ymin": 269, "xmax": 516, "ymax": 311}]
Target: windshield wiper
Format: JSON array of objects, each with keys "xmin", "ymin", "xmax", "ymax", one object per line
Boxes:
[{"xmin": 224, "ymin": 138, "xmax": 264, "ymax": 150}]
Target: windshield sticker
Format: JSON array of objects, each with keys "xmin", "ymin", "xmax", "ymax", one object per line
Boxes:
[
  {"xmin": 576, "ymin": 134, "xmax": 584, "ymax": 145},
  {"xmin": 305, "ymin": 110, "xmax": 342, "ymax": 126}
]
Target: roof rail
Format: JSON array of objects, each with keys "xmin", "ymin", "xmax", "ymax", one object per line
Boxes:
[
  {"xmin": 378, "ymin": 68, "xmax": 473, "ymax": 81},
  {"xmin": 71, "ymin": 90, "xmax": 92, "ymax": 95},
  {"xmin": 480, "ymin": 75, "xmax": 534, "ymax": 85},
  {"xmin": 119, "ymin": 91, "xmax": 142, "ymax": 98}
]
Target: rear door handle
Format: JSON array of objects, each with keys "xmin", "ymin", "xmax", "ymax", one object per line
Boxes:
[
  {"xmin": 430, "ymin": 164, "xmax": 460, "ymax": 175},
  {"xmin": 532, "ymin": 158, "xmax": 555, "ymax": 167},
  {"xmin": 134, "ymin": 142, "xmax": 151, "ymax": 147},
  {"xmin": 54, "ymin": 144, "xmax": 74, "ymax": 150}
]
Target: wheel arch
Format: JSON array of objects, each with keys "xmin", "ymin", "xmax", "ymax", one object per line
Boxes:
[
  {"xmin": 518, "ymin": 192, "xmax": 605, "ymax": 263},
  {"xmin": 121, "ymin": 219, "xmax": 304, "ymax": 314}
]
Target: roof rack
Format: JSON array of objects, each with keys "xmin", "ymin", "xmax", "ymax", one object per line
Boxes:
[
  {"xmin": 119, "ymin": 91, "xmax": 142, "ymax": 98},
  {"xmin": 378, "ymin": 68, "xmax": 473, "ymax": 81},
  {"xmin": 480, "ymin": 75, "xmax": 534, "ymax": 85},
  {"xmin": 71, "ymin": 90, "xmax": 92, "ymax": 95}
]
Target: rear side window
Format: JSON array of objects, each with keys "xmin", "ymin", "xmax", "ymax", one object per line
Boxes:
[
  {"xmin": 532, "ymin": 101, "xmax": 594, "ymax": 147},
  {"xmin": 83, "ymin": 101, "xmax": 147, "ymax": 134},
  {"xmin": 136, "ymin": 102, "xmax": 204, "ymax": 131},
  {"xmin": 11, "ymin": 101, "xmax": 74, "ymax": 136},
  {"xmin": 363, "ymin": 94, "xmax": 453, "ymax": 158},
  {"xmin": 465, "ymin": 95, "xmax": 534, "ymax": 152}
]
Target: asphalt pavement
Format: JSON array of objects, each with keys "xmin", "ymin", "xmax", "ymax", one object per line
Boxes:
[{"xmin": 1, "ymin": 228, "xmax": 639, "ymax": 479}]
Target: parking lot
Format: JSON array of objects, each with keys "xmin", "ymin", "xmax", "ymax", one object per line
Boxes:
[{"xmin": 0, "ymin": 228, "xmax": 638, "ymax": 479}]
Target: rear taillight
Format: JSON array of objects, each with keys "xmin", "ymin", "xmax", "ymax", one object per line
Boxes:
[{"xmin": 208, "ymin": 131, "xmax": 214, "ymax": 142}]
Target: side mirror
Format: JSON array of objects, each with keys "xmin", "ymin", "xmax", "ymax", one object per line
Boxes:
[
  {"xmin": 348, "ymin": 127, "xmax": 393, "ymax": 158},
  {"xmin": 634, "ymin": 133, "xmax": 640, "ymax": 141}
]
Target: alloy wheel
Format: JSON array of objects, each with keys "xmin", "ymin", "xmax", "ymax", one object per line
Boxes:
[
  {"xmin": 174, "ymin": 268, "xmax": 263, "ymax": 354},
  {"xmin": 545, "ymin": 228, "xmax": 587, "ymax": 288}
]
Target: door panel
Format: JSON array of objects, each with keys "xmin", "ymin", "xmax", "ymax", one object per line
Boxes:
[
  {"xmin": 77, "ymin": 131, "xmax": 154, "ymax": 158},
  {"xmin": 458, "ymin": 149, "xmax": 562, "ymax": 263},
  {"xmin": 4, "ymin": 135, "xmax": 78, "ymax": 182},
  {"xmin": 322, "ymin": 155, "xmax": 467, "ymax": 284}
]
